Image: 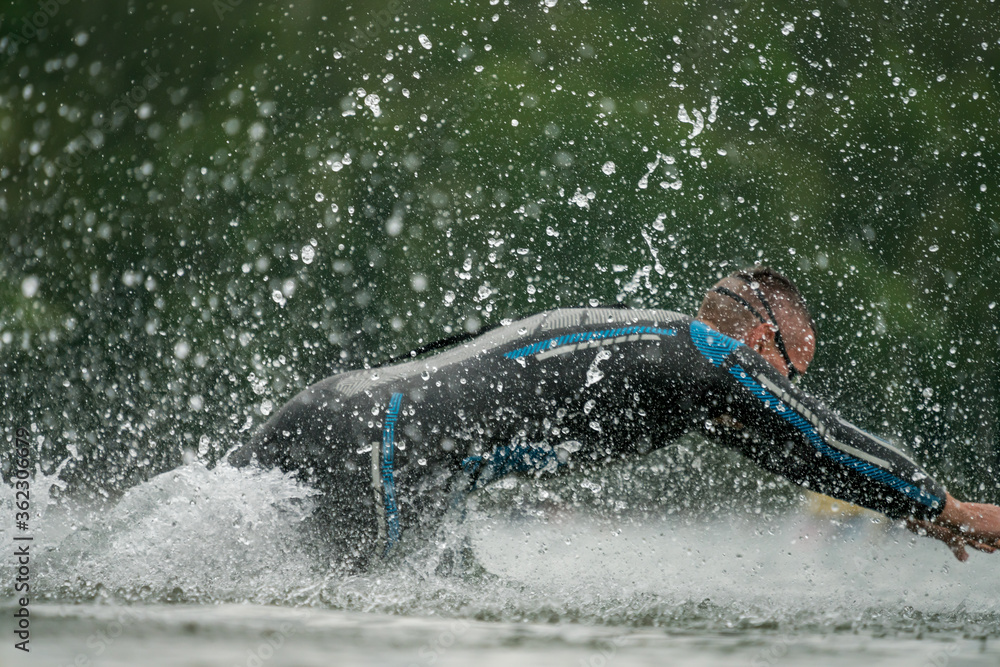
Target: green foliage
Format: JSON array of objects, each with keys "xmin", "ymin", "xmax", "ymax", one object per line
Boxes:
[{"xmin": 1, "ymin": 0, "xmax": 997, "ymax": 501}]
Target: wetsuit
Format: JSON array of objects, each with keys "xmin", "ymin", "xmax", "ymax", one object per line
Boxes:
[{"xmin": 228, "ymin": 308, "xmax": 946, "ymax": 568}]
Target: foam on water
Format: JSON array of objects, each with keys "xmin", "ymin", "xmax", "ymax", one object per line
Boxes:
[
  {"xmin": 9, "ymin": 462, "xmax": 324, "ymax": 604},
  {"xmin": 3, "ymin": 457, "xmax": 999, "ymax": 638}
]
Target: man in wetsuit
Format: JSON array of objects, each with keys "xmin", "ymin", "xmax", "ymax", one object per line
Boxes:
[{"xmin": 229, "ymin": 267, "xmax": 1000, "ymax": 569}]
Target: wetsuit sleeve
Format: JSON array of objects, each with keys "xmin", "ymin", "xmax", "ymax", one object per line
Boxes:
[{"xmin": 689, "ymin": 322, "xmax": 946, "ymax": 521}]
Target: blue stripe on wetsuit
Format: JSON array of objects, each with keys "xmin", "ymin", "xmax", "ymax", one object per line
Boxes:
[
  {"xmin": 689, "ymin": 320, "xmax": 941, "ymax": 511},
  {"xmin": 462, "ymin": 442, "xmax": 563, "ymax": 491},
  {"xmin": 381, "ymin": 392, "xmax": 403, "ymax": 552}
]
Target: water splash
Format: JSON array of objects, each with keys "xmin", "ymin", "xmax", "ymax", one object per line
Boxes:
[
  {"xmin": 637, "ymin": 152, "xmax": 676, "ymax": 190},
  {"xmin": 641, "ymin": 229, "xmax": 666, "ymax": 276},
  {"xmin": 585, "ymin": 348, "xmax": 612, "ymax": 386},
  {"xmin": 678, "ymin": 104, "xmax": 704, "ymax": 139},
  {"xmin": 30, "ymin": 461, "xmax": 321, "ymax": 603},
  {"xmin": 6, "ymin": 450, "xmax": 999, "ymax": 639},
  {"xmin": 678, "ymin": 96, "xmax": 719, "ymax": 138}
]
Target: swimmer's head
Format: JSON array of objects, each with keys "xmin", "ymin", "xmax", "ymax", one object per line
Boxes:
[{"xmin": 697, "ymin": 266, "xmax": 816, "ymax": 380}]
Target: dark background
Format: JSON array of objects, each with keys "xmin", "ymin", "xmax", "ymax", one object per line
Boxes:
[{"xmin": 1, "ymin": 0, "xmax": 997, "ymax": 504}]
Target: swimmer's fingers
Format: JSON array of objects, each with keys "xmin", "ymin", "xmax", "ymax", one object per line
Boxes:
[
  {"xmin": 914, "ymin": 512, "xmax": 1000, "ymax": 556},
  {"xmin": 967, "ymin": 540, "xmax": 998, "ymax": 554},
  {"xmin": 906, "ymin": 518, "xmax": 970, "ymax": 562},
  {"xmin": 961, "ymin": 531, "xmax": 1000, "ymax": 553}
]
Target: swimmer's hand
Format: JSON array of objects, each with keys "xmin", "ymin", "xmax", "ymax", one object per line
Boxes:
[{"xmin": 906, "ymin": 492, "xmax": 1000, "ymax": 562}]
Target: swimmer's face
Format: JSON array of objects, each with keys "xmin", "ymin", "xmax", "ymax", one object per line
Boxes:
[{"xmin": 748, "ymin": 308, "xmax": 815, "ymax": 381}]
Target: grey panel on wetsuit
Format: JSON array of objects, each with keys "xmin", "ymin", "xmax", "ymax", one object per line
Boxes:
[{"xmin": 333, "ymin": 312, "xmax": 550, "ymax": 398}]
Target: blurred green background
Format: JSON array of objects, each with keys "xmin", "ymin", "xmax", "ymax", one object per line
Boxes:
[{"xmin": 1, "ymin": 0, "xmax": 997, "ymax": 503}]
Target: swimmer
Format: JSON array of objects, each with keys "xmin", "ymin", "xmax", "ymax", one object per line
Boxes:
[{"xmin": 230, "ymin": 267, "xmax": 1000, "ymax": 569}]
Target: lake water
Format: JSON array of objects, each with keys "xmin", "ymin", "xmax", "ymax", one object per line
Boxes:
[{"xmin": 2, "ymin": 462, "xmax": 997, "ymax": 666}]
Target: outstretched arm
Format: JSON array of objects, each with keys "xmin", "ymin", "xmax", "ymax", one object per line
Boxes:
[
  {"xmin": 689, "ymin": 320, "xmax": 1000, "ymax": 561},
  {"xmin": 703, "ymin": 341, "xmax": 947, "ymax": 519},
  {"xmin": 688, "ymin": 320, "xmax": 1000, "ymax": 562},
  {"xmin": 908, "ymin": 493, "xmax": 1000, "ymax": 561}
]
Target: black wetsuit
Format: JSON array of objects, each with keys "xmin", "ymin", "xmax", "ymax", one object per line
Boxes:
[{"xmin": 229, "ymin": 308, "xmax": 946, "ymax": 568}]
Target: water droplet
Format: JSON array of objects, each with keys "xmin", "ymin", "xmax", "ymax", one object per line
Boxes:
[
  {"xmin": 781, "ymin": 22, "xmax": 795, "ymax": 35},
  {"xmin": 569, "ymin": 189, "xmax": 595, "ymax": 208},
  {"xmin": 21, "ymin": 276, "xmax": 40, "ymax": 298},
  {"xmin": 315, "ymin": 192, "xmax": 325, "ymax": 202},
  {"xmin": 418, "ymin": 34, "xmax": 433, "ymax": 50},
  {"xmin": 301, "ymin": 245, "xmax": 316, "ymax": 264},
  {"xmin": 585, "ymin": 349, "xmax": 612, "ymax": 386},
  {"xmin": 678, "ymin": 104, "xmax": 705, "ymax": 139},
  {"xmin": 602, "ymin": 161, "xmax": 616, "ymax": 175},
  {"xmin": 261, "ymin": 399, "xmax": 273, "ymax": 416},
  {"xmin": 787, "ymin": 71, "xmax": 798, "ymax": 83},
  {"xmin": 928, "ymin": 245, "xmax": 939, "ymax": 253}
]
